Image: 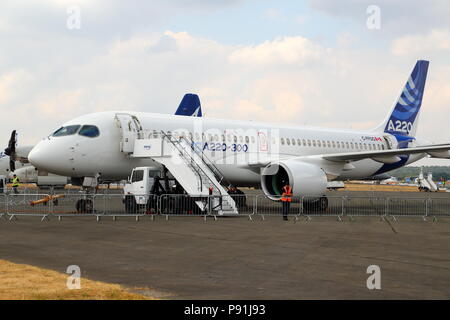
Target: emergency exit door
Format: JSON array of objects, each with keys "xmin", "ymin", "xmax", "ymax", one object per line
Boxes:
[{"xmin": 115, "ymin": 113, "xmax": 143, "ymax": 153}]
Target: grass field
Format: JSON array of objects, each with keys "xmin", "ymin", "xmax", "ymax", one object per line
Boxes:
[
  {"xmin": 344, "ymin": 183, "xmax": 422, "ymax": 192},
  {"xmin": 0, "ymin": 259, "xmax": 151, "ymax": 300}
]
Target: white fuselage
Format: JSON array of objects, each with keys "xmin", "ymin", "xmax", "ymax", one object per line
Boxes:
[{"xmin": 28, "ymin": 111, "xmax": 426, "ymax": 187}]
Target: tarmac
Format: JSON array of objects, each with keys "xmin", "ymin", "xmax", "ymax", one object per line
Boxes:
[{"xmin": 0, "ymin": 190, "xmax": 449, "ymax": 299}]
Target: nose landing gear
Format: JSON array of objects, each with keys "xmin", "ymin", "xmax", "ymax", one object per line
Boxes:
[{"xmin": 76, "ymin": 198, "xmax": 94, "ymax": 213}]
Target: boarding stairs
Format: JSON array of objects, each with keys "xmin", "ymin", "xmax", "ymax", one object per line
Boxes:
[
  {"xmin": 131, "ymin": 131, "xmax": 238, "ymax": 215},
  {"xmin": 418, "ymin": 168, "xmax": 438, "ymax": 192}
]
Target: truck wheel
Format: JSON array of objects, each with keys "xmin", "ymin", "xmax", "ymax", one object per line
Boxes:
[{"xmin": 124, "ymin": 196, "xmax": 137, "ymax": 214}]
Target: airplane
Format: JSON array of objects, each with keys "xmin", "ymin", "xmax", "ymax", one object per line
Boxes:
[
  {"xmin": 27, "ymin": 60, "xmax": 450, "ymax": 209},
  {"xmin": 0, "ymin": 94, "xmax": 203, "ymax": 183}
]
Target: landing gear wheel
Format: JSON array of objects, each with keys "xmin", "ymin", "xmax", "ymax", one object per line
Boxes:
[
  {"xmin": 318, "ymin": 197, "xmax": 328, "ymax": 211},
  {"xmin": 76, "ymin": 199, "xmax": 93, "ymax": 213}
]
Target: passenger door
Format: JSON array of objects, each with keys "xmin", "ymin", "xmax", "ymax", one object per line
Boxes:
[{"xmin": 115, "ymin": 113, "xmax": 143, "ymax": 153}]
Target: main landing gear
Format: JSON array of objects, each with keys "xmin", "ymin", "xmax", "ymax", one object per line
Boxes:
[{"xmin": 303, "ymin": 196, "xmax": 328, "ymax": 212}]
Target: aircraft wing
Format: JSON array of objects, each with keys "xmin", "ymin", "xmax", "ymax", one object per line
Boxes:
[{"xmin": 322, "ymin": 144, "xmax": 450, "ymax": 163}]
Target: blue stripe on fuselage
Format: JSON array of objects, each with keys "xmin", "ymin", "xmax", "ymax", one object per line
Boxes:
[{"xmin": 374, "ymin": 133, "xmax": 413, "ymax": 175}]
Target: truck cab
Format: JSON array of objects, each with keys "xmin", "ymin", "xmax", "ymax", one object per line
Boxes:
[{"xmin": 123, "ymin": 167, "xmax": 164, "ymax": 213}]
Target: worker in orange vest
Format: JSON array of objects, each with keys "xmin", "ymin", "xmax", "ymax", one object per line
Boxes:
[{"xmin": 281, "ymin": 184, "xmax": 293, "ymax": 221}]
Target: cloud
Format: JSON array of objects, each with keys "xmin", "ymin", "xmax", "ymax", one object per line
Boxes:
[
  {"xmin": 309, "ymin": 0, "xmax": 450, "ymax": 36},
  {"xmin": 392, "ymin": 29, "xmax": 450, "ymax": 56},
  {"xmin": 229, "ymin": 36, "xmax": 329, "ymax": 67}
]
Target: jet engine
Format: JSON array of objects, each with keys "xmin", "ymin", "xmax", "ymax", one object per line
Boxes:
[{"xmin": 261, "ymin": 161, "xmax": 328, "ymax": 200}]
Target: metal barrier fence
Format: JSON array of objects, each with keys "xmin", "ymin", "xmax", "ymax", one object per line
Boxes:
[
  {"xmin": 0, "ymin": 192, "xmax": 449, "ymax": 221},
  {"xmin": 158, "ymin": 194, "xmax": 255, "ymax": 219}
]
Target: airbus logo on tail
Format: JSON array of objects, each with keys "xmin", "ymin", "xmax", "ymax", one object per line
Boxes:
[
  {"xmin": 387, "ymin": 120, "xmax": 413, "ymax": 134},
  {"xmin": 384, "ymin": 60, "xmax": 429, "ymax": 136}
]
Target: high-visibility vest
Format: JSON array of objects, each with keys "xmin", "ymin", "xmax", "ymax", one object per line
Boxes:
[
  {"xmin": 12, "ymin": 177, "xmax": 20, "ymax": 187},
  {"xmin": 281, "ymin": 185, "xmax": 293, "ymax": 202}
]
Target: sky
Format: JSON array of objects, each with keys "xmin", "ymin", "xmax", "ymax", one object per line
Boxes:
[{"xmin": 1, "ymin": 0, "xmax": 450, "ymax": 166}]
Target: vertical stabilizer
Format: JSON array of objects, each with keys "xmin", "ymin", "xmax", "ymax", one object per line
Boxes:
[{"xmin": 374, "ymin": 60, "xmax": 429, "ymax": 137}]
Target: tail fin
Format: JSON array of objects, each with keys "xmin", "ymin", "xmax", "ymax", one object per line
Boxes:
[
  {"xmin": 175, "ymin": 93, "xmax": 202, "ymax": 117},
  {"xmin": 374, "ymin": 60, "xmax": 429, "ymax": 137}
]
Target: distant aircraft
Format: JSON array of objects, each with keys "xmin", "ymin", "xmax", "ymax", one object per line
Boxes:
[{"xmin": 28, "ymin": 60, "xmax": 450, "ymax": 209}]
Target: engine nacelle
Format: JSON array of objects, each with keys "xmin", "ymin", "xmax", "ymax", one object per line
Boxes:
[{"xmin": 261, "ymin": 161, "xmax": 327, "ymax": 200}]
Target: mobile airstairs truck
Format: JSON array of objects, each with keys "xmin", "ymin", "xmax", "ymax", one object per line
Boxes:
[{"xmin": 120, "ymin": 125, "xmax": 240, "ymax": 216}]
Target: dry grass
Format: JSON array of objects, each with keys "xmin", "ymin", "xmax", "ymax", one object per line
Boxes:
[
  {"xmin": 0, "ymin": 260, "xmax": 152, "ymax": 300},
  {"xmin": 344, "ymin": 183, "xmax": 419, "ymax": 192}
]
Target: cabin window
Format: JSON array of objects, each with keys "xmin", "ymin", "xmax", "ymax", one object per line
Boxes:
[
  {"xmin": 233, "ymin": 136, "xmax": 237, "ymax": 143},
  {"xmin": 327, "ymin": 141, "xmax": 331, "ymax": 148},
  {"xmin": 292, "ymin": 139, "xmax": 296, "ymax": 146},
  {"xmin": 239, "ymin": 136, "xmax": 243, "ymax": 143},
  {"xmin": 251, "ymin": 136, "xmax": 255, "ymax": 143},
  {"xmin": 281, "ymin": 138, "xmax": 285, "ymax": 145},
  {"xmin": 286, "ymin": 138, "xmax": 290, "ymax": 146},
  {"xmin": 52, "ymin": 125, "xmax": 81, "ymax": 137},
  {"xmin": 332, "ymin": 141, "xmax": 336, "ymax": 148},
  {"xmin": 307, "ymin": 139, "xmax": 311, "ymax": 146},
  {"xmin": 350, "ymin": 142, "xmax": 354, "ymax": 149},
  {"xmin": 317, "ymin": 140, "xmax": 321, "ymax": 147},
  {"xmin": 78, "ymin": 125, "xmax": 100, "ymax": 138},
  {"xmin": 297, "ymin": 139, "xmax": 301, "ymax": 146},
  {"xmin": 312, "ymin": 140, "xmax": 317, "ymax": 147},
  {"xmin": 131, "ymin": 170, "xmax": 144, "ymax": 182},
  {"xmin": 245, "ymin": 136, "xmax": 249, "ymax": 143},
  {"xmin": 381, "ymin": 145, "xmax": 385, "ymax": 150}
]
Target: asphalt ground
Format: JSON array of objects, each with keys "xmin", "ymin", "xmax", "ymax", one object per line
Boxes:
[{"xmin": 0, "ymin": 190, "xmax": 449, "ymax": 299}]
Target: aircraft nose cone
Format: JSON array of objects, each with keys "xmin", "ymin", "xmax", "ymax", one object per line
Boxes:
[{"xmin": 28, "ymin": 145, "xmax": 47, "ymax": 171}]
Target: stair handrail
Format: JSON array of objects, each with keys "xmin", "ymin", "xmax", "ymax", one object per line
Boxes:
[
  {"xmin": 179, "ymin": 135, "xmax": 234, "ymax": 189},
  {"xmin": 160, "ymin": 131, "xmax": 224, "ymax": 196}
]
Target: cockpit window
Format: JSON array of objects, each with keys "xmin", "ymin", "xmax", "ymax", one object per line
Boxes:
[
  {"xmin": 52, "ymin": 125, "xmax": 81, "ymax": 137},
  {"xmin": 79, "ymin": 125, "xmax": 100, "ymax": 138}
]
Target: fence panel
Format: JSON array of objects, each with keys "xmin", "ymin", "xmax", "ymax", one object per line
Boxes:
[
  {"xmin": 159, "ymin": 194, "xmax": 210, "ymax": 216},
  {"xmin": 344, "ymin": 196, "xmax": 387, "ymax": 217},
  {"xmin": 255, "ymin": 195, "xmax": 303, "ymax": 218},
  {"xmin": 387, "ymin": 197, "xmax": 427, "ymax": 217},
  {"xmin": 104, "ymin": 194, "xmax": 158, "ymax": 216},
  {"xmin": 0, "ymin": 194, "xmax": 7, "ymax": 218},
  {"xmin": 6, "ymin": 194, "xmax": 51, "ymax": 219},
  {"xmin": 428, "ymin": 198, "xmax": 450, "ymax": 218},
  {"xmin": 50, "ymin": 193, "xmax": 96, "ymax": 216},
  {"xmin": 302, "ymin": 196, "xmax": 344, "ymax": 218}
]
